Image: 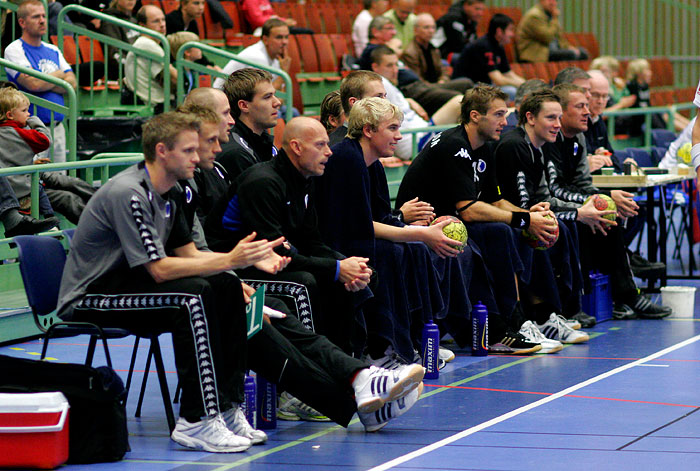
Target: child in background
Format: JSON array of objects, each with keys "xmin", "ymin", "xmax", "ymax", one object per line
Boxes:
[
  {"xmin": 623, "ymin": 58, "xmax": 689, "ymax": 135},
  {"xmin": 0, "ymin": 88, "xmax": 56, "ymax": 219}
]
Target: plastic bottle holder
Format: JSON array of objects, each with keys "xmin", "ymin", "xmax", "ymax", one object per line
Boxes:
[{"xmin": 581, "ymin": 271, "xmax": 613, "ymax": 322}]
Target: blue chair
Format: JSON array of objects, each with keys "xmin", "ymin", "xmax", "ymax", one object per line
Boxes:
[
  {"xmin": 651, "ymin": 129, "xmax": 676, "ymax": 151},
  {"xmin": 625, "ymin": 147, "xmax": 654, "ymax": 168},
  {"xmin": 12, "ymin": 235, "xmax": 176, "ymax": 432}
]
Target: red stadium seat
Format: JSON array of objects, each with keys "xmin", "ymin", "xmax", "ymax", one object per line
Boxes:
[{"xmin": 202, "ymin": 2, "xmax": 223, "ymax": 39}]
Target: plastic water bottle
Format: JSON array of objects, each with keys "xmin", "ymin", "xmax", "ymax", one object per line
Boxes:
[
  {"xmin": 242, "ymin": 374, "xmax": 256, "ymax": 428},
  {"xmin": 256, "ymin": 376, "xmax": 277, "ymax": 430},
  {"xmin": 472, "ymin": 301, "xmax": 488, "ymax": 356},
  {"xmin": 421, "ymin": 321, "xmax": 440, "ymax": 379}
]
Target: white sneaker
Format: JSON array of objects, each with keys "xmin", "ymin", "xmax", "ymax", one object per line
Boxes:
[
  {"xmin": 564, "ymin": 318, "xmax": 582, "ymax": 330},
  {"xmin": 537, "ymin": 313, "xmax": 589, "ymax": 344},
  {"xmin": 352, "ymin": 364, "xmax": 424, "ymax": 413},
  {"xmin": 368, "ymin": 352, "xmax": 407, "ymax": 371},
  {"xmin": 439, "ymin": 347, "xmax": 455, "ymax": 363},
  {"xmin": 277, "ymin": 392, "xmax": 330, "ymax": 422},
  {"xmin": 359, "ymin": 383, "xmax": 423, "ymax": 432},
  {"xmin": 519, "ymin": 320, "xmax": 563, "ymax": 354},
  {"xmin": 221, "ymin": 406, "xmax": 268, "ymax": 445},
  {"xmin": 171, "ymin": 415, "xmax": 252, "ymax": 452}
]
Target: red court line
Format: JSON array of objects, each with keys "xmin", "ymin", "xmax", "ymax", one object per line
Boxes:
[{"xmin": 423, "ymin": 384, "xmax": 699, "ymax": 408}]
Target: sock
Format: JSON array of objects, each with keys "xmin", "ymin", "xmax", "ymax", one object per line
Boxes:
[{"xmin": 0, "ymin": 208, "xmax": 24, "ymax": 229}]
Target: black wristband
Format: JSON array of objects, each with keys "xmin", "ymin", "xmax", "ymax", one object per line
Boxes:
[{"xmin": 509, "ymin": 212, "xmax": 530, "ymax": 229}]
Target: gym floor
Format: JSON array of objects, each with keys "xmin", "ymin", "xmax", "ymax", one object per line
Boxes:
[{"xmin": 1, "ymin": 285, "xmax": 699, "ymax": 470}]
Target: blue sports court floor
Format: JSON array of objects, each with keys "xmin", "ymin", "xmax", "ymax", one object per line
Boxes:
[{"xmin": 2, "ymin": 286, "xmax": 699, "ymax": 470}]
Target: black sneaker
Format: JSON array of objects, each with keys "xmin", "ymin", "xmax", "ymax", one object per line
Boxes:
[
  {"xmin": 613, "ymin": 303, "xmax": 637, "ymax": 320},
  {"xmin": 4, "ymin": 215, "xmax": 59, "ymax": 237},
  {"xmin": 629, "ymin": 252, "xmax": 665, "ymax": 279},
  {"xmin": 571, "ymin": 311, "xmax": 597, "ymax": 328},
  {"xmin": 488, "ymin": 331, "xmax": 542, "ymax": 355},
  {"xmin": 631, "ymin": 295, "xmax": 672, "ymax": 319}
]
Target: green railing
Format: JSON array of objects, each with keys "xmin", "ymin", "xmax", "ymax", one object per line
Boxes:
[
  {"xmin": 57, "ymin": 5, "xmax": 171, "ymax": 114},
  {"xmin": 0, "ymin": 57, "xmax": 78, "ymax": 164},
  {"xmin": 0, "ymin": 156, "xmax": 143, "ymax": 220},
  {"xmin": 0, "ymin": 0, "xmax": 49, "ymax": 51},
  {"xmin": 174, "ymin": 41, "xmax": 294, "ymax": 120},
  {"xmin": 603, "ymin": 102, "xmax": 697, "ymax": 150}
]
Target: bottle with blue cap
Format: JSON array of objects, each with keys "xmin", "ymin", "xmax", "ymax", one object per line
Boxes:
[{"xmin": 472, "ymin": 301, "xmax": 488, "ymax": 356}]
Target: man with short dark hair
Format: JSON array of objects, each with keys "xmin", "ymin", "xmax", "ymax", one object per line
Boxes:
[
  {"xmin": 397, "ymin": 85, "xmax": 565, "ymax": 353},
  {"xmin": 432, "ymin": 0, "xmax": 485, "ymax": 59},
  {"xmin": 216, "ymin": 68, "xmax": 281, "ymax": 181},
  {"xmin": 213, "ymin": 18, "xmax": 291, "ymax": 91},
  {"xmin": 57, "ymin": 111, "xmax": 289, "ymax": 453},
  {"xmin": 165, "ymin": 0, "xmax": 205, "ymax": 35},
  {"xmin": 547, "ymin": 84, "xmax": 671, "ymax": 319},
  {"xmin": 452, "ymin": 13, "xmax": 524, "ymax": 101}
]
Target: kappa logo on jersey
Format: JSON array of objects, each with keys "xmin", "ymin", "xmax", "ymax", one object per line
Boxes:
[{"xmin": 455, "ymin": 147, "xmax": 471, "ymax": 160}]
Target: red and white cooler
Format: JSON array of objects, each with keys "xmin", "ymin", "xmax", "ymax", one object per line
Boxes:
[{"xmin": 0, "ymin": 392, "xmax": 70, "ymax": 469}]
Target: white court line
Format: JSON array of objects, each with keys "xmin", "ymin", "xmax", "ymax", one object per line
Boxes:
[{"xmin": 368, "ymin": 334, "xmax": 700, "ymax": 471}]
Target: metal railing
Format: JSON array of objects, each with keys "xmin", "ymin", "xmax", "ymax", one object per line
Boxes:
[
  {"xmin": 57, "ymin": 5, "xmax": 171, "ymax": 114},
  {"xmin": 0, "ymin": 156, "xmax": 143, "ymax": 219},
  {"xmin": 603, "ymin": 102, "xmax": 697, "ymax": 150},
  {"xmin": 0, "ymin": 57, "xmax": 78, "ymax": 164},
  {"xmin": 174, "ymin": 41, "xmax": 294, "ymax": 120}
]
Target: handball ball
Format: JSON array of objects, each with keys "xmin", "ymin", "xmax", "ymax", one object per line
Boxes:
[
  {"xmin": 431, "ymin": 215, "xmax": 468, "ymax": 248},
  {"xmin": 584, "ymin": 194, "xmax": 617, "ymax": 223},
  {"xmin": 677, "ymin": 142, "xmax": 692, "ymax": 165},
  {"xmin": 522, "ymin": 213, "xmax": 559, "ymax": 250}
]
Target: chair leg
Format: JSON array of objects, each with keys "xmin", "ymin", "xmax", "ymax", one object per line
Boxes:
[
  {"xmin": 134, "ymin": 345, "xmax": 153, "ymax": 419},
  {"xmin": 40, "ymin": 334, "xmax": 51, "ymax": 361},
  {"xmin": 124, "ymin": 337, "xmax": 141, "ymax": 405},
  {"xmin": 173, "ymin": 382, "xmax": 181, "ymax": 404},
  {"xmin": 150, "ymin": 336, "xmax": 176, "ymax": 433},
  {"xmin": 85, "ymin": 335, "xmax": 98, "ymax": 366}
]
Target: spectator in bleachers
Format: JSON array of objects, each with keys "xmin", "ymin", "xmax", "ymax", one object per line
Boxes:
[
  {"xmin": 320, "ymin": 90, "xmax": 344, "ymax": 136},
  {"xmin": 213, "ymin": 18, "xmax": 290, "ymax": 92},
  {"xmin": 516, "ymin": 0, "xmax": 587, "ymax": 62},
  {"xmin": 358, "ymin": 15, "xmax": 403, "ymax": 68},
  {"xmin": 432, "ymin": 0, "xmax": 484, "ymax": 61},
  {"xmin": 589, "ymin": 56, "xmax": 635, "ymax": 112},
  {"xmin": 554, "ymin": 66, "xmax": 591, "ymax": 99},
  {"xmin": 401, "ymin": 13, "xmax": 472, "ymax": 94},
  {"xmin": 369, "ymin": 45, "xmax": 462, "ymax": 159},
  {"xmin": 4, "ymin": 0, "xmax": 76, "ymax": 166},
  {"xmin": 100, "ymin": 0, "xmax": 139, "ymax": 79},
  {"xmin": 383, "ymin": 0, "xmax": 416, "ymax": 51},
  {"xmin": 352, "ymin": 0, "xmax": 389, "ymax": 57},
  {"xmin": 215, "ymin": 68, "xmax": 280, "ymax": 181},
  {"xmin": 122, "ymin": 4, "xmax": 177, "ymax": 113},
  {"xmin": 452, "ymin": 13, "xmax": 524, "ymax": 102},
  {"xmin": 167, "ymin": 31, "xmax": 201, "ymax": 94},
  {"xmin": 0, "ymin": 170, "xmax": 59, "ymax": 236},
  {"xmin": 239, "ymin": 0, "xmax": 311, "ymax": 36},
  {"xmin": 547, "ymin": 83, "xmax": 671, "ymax": 319},
  {"xmin": 165, "ymin": 0, "xmax": 204, "ymax": 35},
  {"xmin": 623, "ymin": 58, "xmax": 689, "ymax": 135}
]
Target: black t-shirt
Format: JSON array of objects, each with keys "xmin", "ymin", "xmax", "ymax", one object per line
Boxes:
[
  {"xmin": 396, "ymin": 125, "xmax": 500, "ymax": 217},
  {"xmin": 453, "ymin": 35, "xmax": 510, "ymax": 83}
]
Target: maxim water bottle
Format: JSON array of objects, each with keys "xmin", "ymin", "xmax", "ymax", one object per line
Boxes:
[
  {"xmin": 242, "ymin": 374, "xmax": 256, "ymax": 427},
  {"xmin": 421, "ymin": 321, "xmax": 440, "ymax": 379},
  {"xmin": 256, "ymin": 376, "xmax": 277, "ymax": 430},
  {"xmin": 472, "ymin": 301, "xmax": 488, "ymax": 356}
]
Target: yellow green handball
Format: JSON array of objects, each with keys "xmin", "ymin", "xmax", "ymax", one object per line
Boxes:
[
  {"xmin": 431, "ymin": 215, "xmax": 468, "ymax": 249},
  {"xmin": 677, "ymin": 142, "xmax": 692, "ymax": 165},
  {"xmin": 583, "ymin": 194, "xmax": 617, "ymax": 223}
]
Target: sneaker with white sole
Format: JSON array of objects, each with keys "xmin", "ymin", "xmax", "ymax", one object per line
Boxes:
[
  {"xmin": 537, "ymin": 313, "xmax": 589, "ymax": 344},
  {"xmin": 352, "ymin": 364, "xmax": 424, "ymax": 413},
  {"xmin": 171, "ymin": 415, "xmax": 252, "ymax": 452},
  {"xmin": 277, "ymin": 392, "xmax": 331, "ymax": 422},
  {"xmin": 519, "ymin": 321, "xmax": 563, "ymax": 354},
  {"xmin": 221, "ymin": 406, "xmax": 268, "ymax": 445},
  {"xmin": 439, "ymin": 347, "xmax": 455, "ymax": 363},
  {"xmin": 368, "ymin": 351, "xmax": 408, "ymax": 371},
  {"xmin": 488, "ymin": 331, "xmax": 542, "ymax": 354},
  {"xmin": 564, "ymin": 318, "xmax": 582, "ymax": 330},
  {"xmin": 359, "ymin": 383, "xmax": 423, "ymax": 432}
]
